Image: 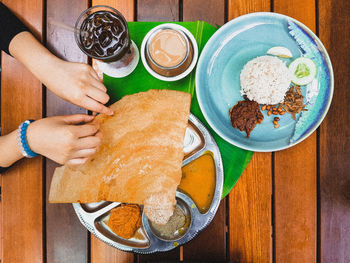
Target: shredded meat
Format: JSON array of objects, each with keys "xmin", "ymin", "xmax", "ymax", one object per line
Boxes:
[{"xmin": 282, "ymin": 86, "xmax": 308, "ymax": 120}]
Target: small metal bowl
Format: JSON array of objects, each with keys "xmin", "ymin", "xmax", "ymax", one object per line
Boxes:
[
  {"xmin": 141, "ymin": 23, "xmax": 198, "ymax": 82},
  {"xmin": 147, "ymin": 197, "xmax": 192, "ymax": 242}
]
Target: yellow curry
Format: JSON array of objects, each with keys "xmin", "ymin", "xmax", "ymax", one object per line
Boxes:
[{"xmin": 178, "ymin": 154, "xmax": 216, "ymax": 213}]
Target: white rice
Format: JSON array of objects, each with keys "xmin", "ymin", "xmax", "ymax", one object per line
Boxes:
[{"xmin": 240, "ymin": 55, "xmax": 291, "ymax": 105}]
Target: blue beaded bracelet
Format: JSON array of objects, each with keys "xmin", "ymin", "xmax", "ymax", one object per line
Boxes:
[{"xmin": 17, "ymin": 120, "xmax": 38, "ymax": 158}]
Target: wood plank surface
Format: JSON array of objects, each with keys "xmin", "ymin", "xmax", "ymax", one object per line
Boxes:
[
  {"xmin": 138, "ymin": 0, "xmax": 179, "ymax": 21},
  {"xmin": 228, "ymin": 0, "xmax": 270, "ymax": 18},
  {"xmin": 96, "ymin": 0, "xmax": 134, "ymax": 22},
  {"xmin": 227, "ymin": 1, "xmax": 272, "ymax": 262},
  {"xmin": 91, "ymin": 239, "xmax": 134, "ymax": 263},
  {"xmin": 183, "ymin": 0, "xmax": 224, "ymax": 26},
  {"xmin": 318, "ymin": 0, "xmax": 350, "ymax": 262},
  {"xmin": 273, "ymin": 1, "xmax": 317, "ymax": 262},
  {"xmin": 183, "ymin": 201, "xmax": 227, "ymax": 261},
  {"xmin": 1, "ymin": 1, "xmax": 346, "ymax": 262},
  {"xmin": 0, "ymin": 1, "xmax": 44, "ymax": 262},
  {"xmin": 45, "ymin": 1, "xmax": 89, "ymax": 263},
  {"xmin": 181, "ymin": 1, "xmax": 227, "ymax": 261},
  {"xmin": 90, "ymin": 1, "xmax": 135, "ymax": 263},
  {"xmin": 137, "ymin": 1, "xmax": 181, "ymax": 261},
  {"xmin": 229, "ymin": 153, "xmax": 272, "ymax": 263}
]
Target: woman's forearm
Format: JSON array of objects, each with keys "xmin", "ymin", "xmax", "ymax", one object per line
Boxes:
[
  {"xmin": 0, "ymin": 130, "xmax": 23, "ymax": 167},
  {"xmin": 8, "ymin": 31, "xmax": 62, "ymax": 88}
]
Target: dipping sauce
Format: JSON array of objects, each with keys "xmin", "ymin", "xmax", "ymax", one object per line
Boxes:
[
  {"xmin": 107, "ymin": 204, "xmax": 141, "ymax": 239},
  {"xmin": 150, "ymin": 206, "xmax": 187, "ymax": 240},
  {"xmin": 178, "ymin": 154, "xmax": 216, "ymax": 214},
  {"xmin": 149, "ymin": 29, "xmax": 187, "ymax": 68}
]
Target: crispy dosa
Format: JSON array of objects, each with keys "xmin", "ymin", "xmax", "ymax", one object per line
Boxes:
[{"xmin": 49, "ymin": 89, "xmax": 191, "ymax": 224}]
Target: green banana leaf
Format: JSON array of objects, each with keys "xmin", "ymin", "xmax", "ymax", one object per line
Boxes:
[{"xmin": 103, "ymin": 21, "xmax": 253, "ymax": 198}]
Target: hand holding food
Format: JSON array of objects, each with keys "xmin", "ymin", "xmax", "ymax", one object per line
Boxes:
[
  {"xmin": 27, "ymin": 114, "xmax": 101, "ymax": 165},
  {"xmin": 49, "ymin": 90, "xmax": 191, "ymax": 225}
]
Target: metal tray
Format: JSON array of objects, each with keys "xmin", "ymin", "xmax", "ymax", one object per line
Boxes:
[{"xmin": 73, "ymin": 113, "xmax": 224, "ymax": 253}]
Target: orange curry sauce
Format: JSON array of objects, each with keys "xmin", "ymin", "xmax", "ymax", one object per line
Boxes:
[{"xmin": 178, "ymin": 154, "xmax": 216, "ymax": 213}]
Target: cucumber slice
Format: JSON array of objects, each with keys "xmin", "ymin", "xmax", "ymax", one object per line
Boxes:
[{"xmin": 289, "ymin": 57, "xmax": 317, "ymax": 85}]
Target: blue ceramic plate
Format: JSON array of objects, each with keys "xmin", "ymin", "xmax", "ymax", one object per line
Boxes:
[{"xmin": 196, "ymin": 12, "xmax": 333, "ymax": 152}]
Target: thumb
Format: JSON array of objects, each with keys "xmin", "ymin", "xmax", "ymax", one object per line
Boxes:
[{"xmin": 64, "ymin": 114, "xmax": 95, "ymax": 125}]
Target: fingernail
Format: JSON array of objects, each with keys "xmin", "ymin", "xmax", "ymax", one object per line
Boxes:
[
  {"xmin": 87, "ymin": 115, "xmax": 95, "ymax": 121},
  {"xmin": 107, "ymin": 109, "xmax": 114, "ymax": 116}
]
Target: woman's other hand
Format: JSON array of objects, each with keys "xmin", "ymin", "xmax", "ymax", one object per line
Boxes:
[{"xmin": 27, "ymin": 114, "xmax": 102, "ymax": 166}]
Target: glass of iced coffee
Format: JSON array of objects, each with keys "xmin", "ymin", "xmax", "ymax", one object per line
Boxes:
[{"xmin": 75, "ymin": 5, "xmax": 139, "ymax": 78}]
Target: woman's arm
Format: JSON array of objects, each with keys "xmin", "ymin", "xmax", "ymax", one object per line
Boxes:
[
  {"xmin": 0, "ymin": 3, "xmax": 113, "ymax": 115},
  {"xmin": 9, "ymin": 32, "xmax": 113, "ymax": 115},
  {"xmin": 0, "ymin": 129, "xmax": 23, "ymax": 167},
  {"xmin": 0, "ymin": 2, "xmax": 28, "ymax": 55}
]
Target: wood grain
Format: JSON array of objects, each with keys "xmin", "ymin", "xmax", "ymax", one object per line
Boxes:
[
  {"xmin": 274, "ymin": 138, "xmax": 317, "ymax": 263},
  {"xmin": 319, "ymin": 0, "xmax": 350, "ymax": 262},
  {"xmin": 45, "ymin": 1, "xmax": 89, "ymax": 262},
  {"xmin": 227, "ymin": 1, "xmax": 272, "ymax": 262},
  {"xmin": 229, "ymin": 153, "xmax": 272, "ymax": 263},
  {"xmin": 137, "ymin": 0, "xmax": 181, "ymax": 261},
  {"xmin": 0, "ymin": 1, "xmax": 44, "ymax": 262},
  {"xmin": 181, "ymin": 1, "xmax": 227, "ymax": 261},
  {"xmin": 91, "ymin": 237, "xmax": 134, "ymax": 263},
  {"xmin": 95, "ymin": 0, "xmax": 134, "ymax": 21},
  {"xmin": 273, "ymin": 2, "xmax": 317, "ymax": 262},
  {"xmin": 183, "ymin": 0, "xmax": 224, "ymax": 26},
  {"xmin": 183, "ymin": 201, "xmax": 227, "ymax": 261},
  {"xmin": 228, "ymin": 0, "xmax": 270, "ymax": 19},
  {"xmin": 90, "ymin": 1, "xmax": 135, "ymax": 262},
  {"xmin": 138, "ymin": 0, "xmax": 179, "ymax": 21}
]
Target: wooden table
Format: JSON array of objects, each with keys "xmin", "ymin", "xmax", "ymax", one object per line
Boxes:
[{"xmin": 0, "ymin": 0, "xmax": 349, "ymax": 262}]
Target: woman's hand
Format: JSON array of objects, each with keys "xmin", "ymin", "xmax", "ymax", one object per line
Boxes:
[
  {"xmin": 46, "ymin": 60, "xmax": 114, "ymax": 115},
  {"xmin": 27, "ymin": 114, "xmax": 101, "ymax": 166}
]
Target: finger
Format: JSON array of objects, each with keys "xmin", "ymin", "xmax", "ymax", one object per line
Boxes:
[
  {"xmin": 89, "ymin": 76, "xmax": 107, "ymax": 92},
  {"xmin": 89, "ymin": 68, "xmax": 106, "ymax": 89},
  {"xmin": 89, "ymin": 66, "xmax": 100, "ymax": 80},
  {"xmin": 72, "ymin": 148, "xmax": 97, "ymax": 159},
  {"xmin": 66, "ymin": 158, "xmax": 89, "ymax": 166},
  {"xmin": 75, "ymin": 134, "xmax": 101, "ymax": 149},
  {"xmin": 73, "ymin": 123, "xmax": 99, "ymax": 138},
  {"xmin": 86, "ymin": 86, "xmax": 110, "ymax": 104},
  {"xmin": 64, "ymin": 114, "xmax": 95, "ymax": 125},
  {"xmin": 82, "ymin": 96, "xmax": 113, "ymax": 115}
]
